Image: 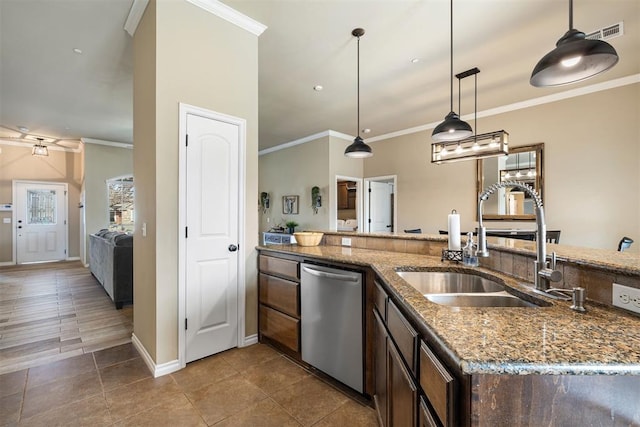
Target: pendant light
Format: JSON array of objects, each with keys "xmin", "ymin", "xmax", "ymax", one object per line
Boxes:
[
  {"xmin": 431, "ymin": 0, "xmax": 472, "ymax": 142},
  {"xmin": 32, "ymin": 138, "xmax": 49, "ymax": 157},
  {"xmin": 344, "ymin": 28, "xmax": 373, "ymax": 158},
  {"xmin": 530, "ymin": 0, "xmax": 618, "ymax": 87}
]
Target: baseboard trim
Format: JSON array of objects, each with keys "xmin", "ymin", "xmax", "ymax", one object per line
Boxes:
[
  {"xmin": 242, "ymin": 334, "xmax": 258, "ymax": 347},
  {"xmin": 0, "ymin": 261, "xmax": 14, "ymax": 267},
  {"xmin": 131, "ymin": 333, "xmax": 181, "ymax": 378},
  {"xmin": 66, "ymin": 257, "xmax": 80, "ymax": 261}
]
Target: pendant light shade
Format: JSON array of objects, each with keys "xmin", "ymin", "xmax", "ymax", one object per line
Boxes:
[
  {"xmin": 432, "ymin": 0, "xmax": 472, "ymax": 142},
  {"xmin": 32, "ymin": 138, "xmax": 49, "ymax": 157},
  {"xmin": 345, "ymin": 28, "xmax": 373, "ymax": 158},
  {"xmin": 530, "ymin": 0, "xmax": 618, "ymax": 87},
  {"xmin": 432, "ymin": 111, "xmax": 473, "ymax": 142}
]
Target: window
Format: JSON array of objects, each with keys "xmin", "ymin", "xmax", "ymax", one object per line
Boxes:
[{"xmin": 107, "ymin": 176, "xmax": 134, "ymax": 232}]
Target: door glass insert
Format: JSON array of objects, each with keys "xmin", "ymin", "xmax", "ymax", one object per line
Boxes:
[{"xmin": 27, "ymin": 190, "xmax": 57, "ymax": 225}]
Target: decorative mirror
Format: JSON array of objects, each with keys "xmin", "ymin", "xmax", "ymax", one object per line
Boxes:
[{"xmin": 476, "ymin": 143, "xmax": 544, "ymax": 221}]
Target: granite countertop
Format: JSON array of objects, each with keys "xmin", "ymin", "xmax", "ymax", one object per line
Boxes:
[{"xmin": 258, "ymin": 243, "xmax": 640, "ymax": 376}]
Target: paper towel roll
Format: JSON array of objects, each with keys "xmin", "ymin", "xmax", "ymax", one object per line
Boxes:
[{"xmin": 448, "ymin": 210, "xmax": 461, "ymax": 250}]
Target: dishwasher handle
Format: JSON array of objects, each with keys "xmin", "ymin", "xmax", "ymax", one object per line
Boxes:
[{"xmin": 301, "ymin": 265, "xmax": 359, "ymax": 282}]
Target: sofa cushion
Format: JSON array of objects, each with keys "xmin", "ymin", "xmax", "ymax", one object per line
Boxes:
[{"xmin": 113, "ymin": 234, "xmax": 133, "ymax": 247}]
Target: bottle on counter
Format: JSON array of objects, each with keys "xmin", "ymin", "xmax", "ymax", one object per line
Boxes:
[{"xmin": 463, "ymin": 232, "xmax": 479, "ymax": 267}]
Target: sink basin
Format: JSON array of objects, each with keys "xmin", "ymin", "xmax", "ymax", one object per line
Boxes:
[
  {"xmin": 396, "ymin": 271, "xmax": 504, "ymax": 294},
  {"xmin": 396, "ymin": 270, "xmax": 541, "ymax": 308},
  {"xmin": 425, "ymin": 292, "xmax": 539, "ymax": 308}
]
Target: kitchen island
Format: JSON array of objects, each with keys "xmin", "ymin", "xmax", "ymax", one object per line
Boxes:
[{"xmin": 257, "ymin": 232, "xmax": 640, "ymax": 426}]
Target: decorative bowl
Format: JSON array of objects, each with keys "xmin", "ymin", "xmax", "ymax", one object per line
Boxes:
[{"xmin": 293, "ymin": 232, "xmax": 324, "ymax": 247}]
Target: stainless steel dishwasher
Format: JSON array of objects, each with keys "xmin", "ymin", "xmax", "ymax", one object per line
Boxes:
[{"xmin": 300, "ymin": 262, "xmax": 363, "ymax": 393}]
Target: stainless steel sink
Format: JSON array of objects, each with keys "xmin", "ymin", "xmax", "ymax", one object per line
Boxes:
[
  {"xmin": 396, "ymin": 271, "xmax": 504, "ymax": 294},
  {"xmin": 425, "ymin": 292, "xmax": 539, "ymax": 308},
  {"xmin": 396, "ymin": 270, "xmax": 541, "ymax": 308}
]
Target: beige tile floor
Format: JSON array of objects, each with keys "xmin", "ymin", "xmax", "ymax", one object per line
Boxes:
[
  {"xmin": 0, "ymin": 262, "xmax": 378, "ymax": 426},
  {"xmin": 1, "ymin": 342, "xmax": 379, "ymax": 426}
]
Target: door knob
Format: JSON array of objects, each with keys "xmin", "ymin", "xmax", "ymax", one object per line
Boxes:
[{"xmin": 228, "ymin": 244, "xmax": 238, "ymax": 252}]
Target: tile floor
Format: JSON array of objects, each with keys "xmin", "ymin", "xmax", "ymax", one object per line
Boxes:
[
  {"xmin": 1, "ymin": 262, "xmax": 378, "ymax": 426},
  {"xmin": 1, "ymin": 342, "xmax": 379, "ymax": 426}
]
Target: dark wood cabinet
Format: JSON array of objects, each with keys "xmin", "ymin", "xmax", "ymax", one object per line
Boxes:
[
  {"xmin": 388, "ymin": 337, "xmax": 417, "ymax": 426},
  {"xmin": 338, "ymin": 182, "xmax": 356, "ymax": 210},
  {"xmin": 374, "ymin": 309, "xmax": 388, "ymax": 427},
  {"xmin": 419, "ymin": 342, "xmax": 455, "ymax": 426},
  {"xmin": 258, "ymin": 254, "xmax": 300, "ymax": 357}
]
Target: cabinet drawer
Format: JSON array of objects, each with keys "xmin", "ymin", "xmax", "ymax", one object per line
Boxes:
[
  {"xmin": 259, "ymin": 305, "xmax": 299, "ymax": 352},
  {"xmin": 374, "ymin": 280, "xmax": 387, "ymax": 320},
  {"xmin": 387, "ymin": 300, "xmax": 418, "ymax": 375},
  {"xmin": 420, "ymin": 342, "xmax": 455, "ymax": 426},
  {"xmin": 259, "ymin": 255, "xmax": 299, "ymax": 281},
  {"xmin": 259, "ymin": 273, "xmax": 299, "ymax": 318}
]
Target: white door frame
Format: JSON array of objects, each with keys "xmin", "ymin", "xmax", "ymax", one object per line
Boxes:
[
  {"xmin": 177, "ymin": 103, "xmax": 247, "ymax": 369},
  {"xmin": 12, "ymin": 180, "xmax": 69, "ymax": 265},
  {"xmin": 364, "ymin": 175, "xmax": 397, "ymax": 233},
  {"xmin": 333, "ymin": 175, "xmax": 363, "ymax": 232}
]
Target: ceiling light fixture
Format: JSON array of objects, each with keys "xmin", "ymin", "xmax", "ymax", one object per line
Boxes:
[
  {"xmin": 344, "ymin": 28, "xmax": 373, "ymax": 159},
  {"xmin": 432, "ymin": 67, "xmax": 508, "ymax": 164},
  {"xmin": 17, "ymin": 126, "xmax": 29, "ymax": 133},
  {"xmin": 313, "ymin": 85, "xmax": 323, "ymax": 91},
  {"xmin": 32, "ymin": 138, "xmax": 49, "ymax": 157},
  {"xmin": 72, "ymin": 48, "xmax": 83, "ymax": 54},
  {"xmin": 431, "ymin": 0, "xmax": 472, "ymax": 142},
  {"xmin": 530, "ymin": 0, "xmax": 618, "ymax": 87}
]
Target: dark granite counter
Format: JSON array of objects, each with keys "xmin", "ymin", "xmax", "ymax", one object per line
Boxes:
[{"xmin": 258, "ymin": 243, "xmax": 640, "ymax": 376}]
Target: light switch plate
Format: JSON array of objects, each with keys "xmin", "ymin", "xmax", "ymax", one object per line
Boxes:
[
  {"xmin": 341, "ymin": 237, "xmax": 352, "ymax": 246},
  {"xmin": 612, "ymin": 283, "xmax": 640, "ymax": 315}
]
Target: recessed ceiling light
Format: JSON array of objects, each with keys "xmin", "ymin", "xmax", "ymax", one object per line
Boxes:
[
  {"xmin": 411, "ymin": 58, "xmax": 420, "ymax": 64},
  {"xmin": 73, "ymin": 48, "xmax": 83, "ymax": 54},
  {"xmin": 362, "ymin": 128, "xmax": 371, "ymax": 134},
  {"xmin": 17, "ymin": 126, "xmax": 29, "ymax": 133},
  {"xmin": 313, "ymin": 85, "xmax": 323, "ymax": 91}
]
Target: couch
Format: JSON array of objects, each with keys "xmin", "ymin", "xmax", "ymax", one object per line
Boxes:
[{"xmin": 89, "ymin": 230, "xmax": 133, "ymax": 309}]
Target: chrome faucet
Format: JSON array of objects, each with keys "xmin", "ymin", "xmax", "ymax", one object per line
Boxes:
[{"xmin": 476, "ymin": 181, "xmax": 562, "ymax": 291}]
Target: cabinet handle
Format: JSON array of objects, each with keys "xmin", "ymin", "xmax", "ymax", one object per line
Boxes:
[{"xmin": 301, "ymin": 266, "xmax": 359, "ymax": 282}]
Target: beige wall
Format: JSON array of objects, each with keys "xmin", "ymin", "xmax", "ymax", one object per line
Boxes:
[
  {"xmin": 258, "ymin": 135, "xmax": 365, "ymax": 234},
  {"xmin": 364, "ymin": 83, "xmax": 640, "ymax": 251},
  {"xmin": 83, "ymin": 143, "xmax": 133, "ymax": 262},
  {"xmin": 134, "ymin": 0, "xmax": 259, "ymax": 365},
  {"xmin": 259, "ymin": 136, "xmax": 330, "ymax": 233},
  {"xmin": 0, "ymin": 143, "xmax": 82, "ymax": 263}
]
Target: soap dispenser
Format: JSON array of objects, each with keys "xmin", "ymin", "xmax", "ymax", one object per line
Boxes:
[{"xmin": 463, "ymin": 232, "xmax": 479, "ymax": 267}]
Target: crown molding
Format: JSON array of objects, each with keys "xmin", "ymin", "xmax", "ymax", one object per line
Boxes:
[
  {"xmin": 258, "ymin": 130, "xmax": 353, "ymax": 156},
  {"xmin": 186, "ymin": 0, "xmax": 267, "ymax": 36},
  {"xmin": 0, "ymin": 139, "xmax": 81, "ymax": 153},
  {"xmin": 124, "ymin": 0, "xmax": 149, "ymax": 37},
  {"xmin": 81, "ymin": 138, "xmax": 133, "ymax": 149},
  {"xmin": 366, "ymin": 73, "xmax": 640, "ymax": 144}
]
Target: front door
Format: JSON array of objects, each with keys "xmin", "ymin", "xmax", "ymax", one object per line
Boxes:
[
  {"xmin": 185, "ymin": 113, "xmax": 239, "ymax": 362},
  {"xmin": 14, "ymin": 181, "xmax": 68, "ymax": 264},
  {"xmin": 368, "ymin": 181, "xmax": 393, "ymax": 233}
]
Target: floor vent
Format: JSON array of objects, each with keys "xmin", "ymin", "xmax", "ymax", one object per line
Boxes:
[{"xmin": 585, "ymin": 22, "xmax": 623, "ymax": 41}]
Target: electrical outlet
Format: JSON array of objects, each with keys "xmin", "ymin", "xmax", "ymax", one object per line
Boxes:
[
  {"xmin": 612, "ymin": 283, "xmax": 640, "ymax": 315},
  {"xmin": 341, "ymin": 237, "xmax": 352, "ymax": 247}
]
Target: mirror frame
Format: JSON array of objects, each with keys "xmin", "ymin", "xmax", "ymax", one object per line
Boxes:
[{"xmin": 476, "ymin": 143, "xmax": 544, "ymax": 221}]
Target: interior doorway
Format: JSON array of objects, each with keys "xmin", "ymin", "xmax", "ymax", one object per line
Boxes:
[
  {"xmin": 364, "ymin": 176, "xmax": 397, "ymax": 233},
  {"xmin": 334, "ymin": 176, "xmax": 363, "ymax": 232}
]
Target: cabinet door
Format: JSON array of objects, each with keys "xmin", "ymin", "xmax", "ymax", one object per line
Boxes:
[
  {"xmin": 259, "ymin": 273, "xmax": 299, "ymax": 318},
  {"xmin": 420, "ymin": 342, "xmax": 455, "ymax": 426},
  {"xmin": 388, "ymin": 340, "xmax": 417, "ymax": 427},
  {"xmin": 338, "ymin": 182, "xmax": 349, "ymax": 209},
  {"xmin": 374, "ymin": 310, "xmax": 388, "ymax": 426},
  {"xmin": 259, "ymin": 255, "xmax": 299, "ymax": 281},
  {"xmin": 419, "ymin": 397, "xmax": 439, "ymax": 427}
]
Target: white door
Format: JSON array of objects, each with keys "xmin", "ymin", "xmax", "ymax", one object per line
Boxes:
[
  {"xmin": 368, "ymin": 181, "xmax": 393, "ymax": 233},
  {"xmin": 185, "ymin": 113, "xmax": 239, "ymax": 362},
  {"xmin": 14, "ymin": 181, "xmax": 68, "ymax": 264}
]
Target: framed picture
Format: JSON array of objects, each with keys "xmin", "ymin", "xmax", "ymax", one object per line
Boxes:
[{"xmin": 282, "ymin": 195, "xmax": 299, "ymax": 214}]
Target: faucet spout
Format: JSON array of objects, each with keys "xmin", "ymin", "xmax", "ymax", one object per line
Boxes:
[{"xmin": 476, "ymin": 180, "xmax": 561, "ymax": 291}]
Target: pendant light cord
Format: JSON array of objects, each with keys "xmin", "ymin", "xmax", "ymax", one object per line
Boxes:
[
  {"xmin": 568, "ymin": 0, "xmax": 573, "ymax": 30},
  {"xmin": 357, "ymin": 34, "xmax": 360, "ymax": 138},
  {"xmin": 474, "ymin": 72, "xmax": 477, "ymax": 138},
  {"xmin": 449, "ymin": 0, "xmax": 454, "ymax": 112}
]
